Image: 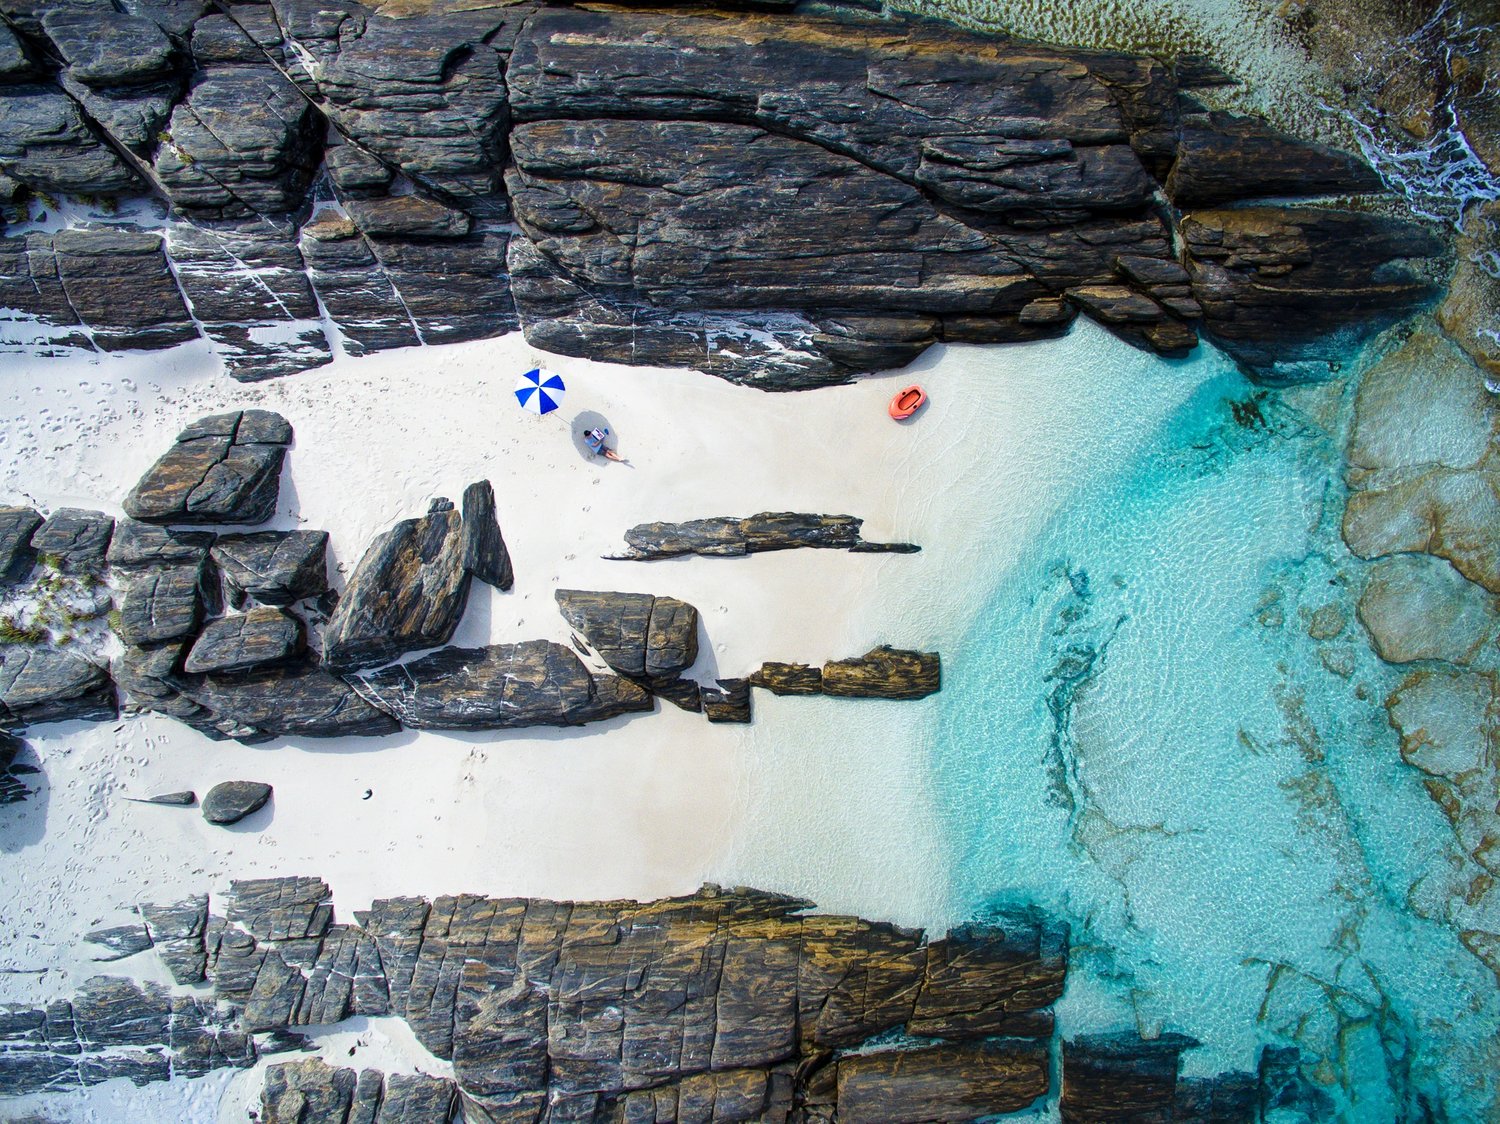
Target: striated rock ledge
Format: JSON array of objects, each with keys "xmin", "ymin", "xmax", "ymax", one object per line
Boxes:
[
  {"xmin": 609, "ymin": 514, "xmax": 918, "ymax": 560},
  {"xmin": 0, "ymin": 878, "xmax": 1316, "ymax": 1121},
  {"xmin": 0, "ymin": 0, "xmax": 1445, "ymax": 387}
]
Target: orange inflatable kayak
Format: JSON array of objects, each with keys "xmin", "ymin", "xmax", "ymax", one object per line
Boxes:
[{"xmin": 889, "ymin": 384, "xmax": 927, "ymax": 420}]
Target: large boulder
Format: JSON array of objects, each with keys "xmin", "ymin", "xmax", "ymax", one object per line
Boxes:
[
  {"xmin": 202, "ymin": 780, "xmax": 272, "ymax": 825},
  {"xmin": 117, "ymin": 561, "xmax": 214, "ymax": 647},
  {"xmin": 106, "ymin": 520, "xmax": 213, "ymax": 569},
  {"xmin": 179, "ymin": 659, "xmax": 400, "ymax": 740},
  {"xmin": 833, "ymin": 1040, "xmax": 1049, "ymax": 1122},
  {"xmin": 211, "ymin": 531, "xmax": 329, "ymax": 606},
  {"xmin": 348, "ymin": 641, "xmax": 654, "ymax": 730},
  {"xmin": 321, "ymin": 499, "xmax": 469, "ymax": 672},
  {"xmin": 822, "ymin": 647, "xmax": 941, "ymax": 699},
  {"xmin": 124, "ymin": 410, "xmax": 292, "ymax": 526},
  {"xmin": 29, "ymin": 508, "xmax": 114, "ymax": 571},
  {"xmin": 461, "ymin": 479, "xmax": 513, "ymax": 591},
  {"xmin": 554, "ymin": 590, "xmax": 699, "ymax": 679},
  {"xmin": 183, "ymin": 608, "xmax": 304, "ymax": 674},
  {"xmin": 0, "ymin": 649, "xmax": 116, "ymax": 729}
]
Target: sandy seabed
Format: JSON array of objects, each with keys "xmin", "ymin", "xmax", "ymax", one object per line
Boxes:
[{"xmin": 0, "ymin": 321, "xmax": 1211, "ymax": 1118}]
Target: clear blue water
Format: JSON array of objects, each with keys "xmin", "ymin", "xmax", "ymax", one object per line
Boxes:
[{"xmin": 931, "ymin": 347, "xmax": 1500, "ymax": 1120}]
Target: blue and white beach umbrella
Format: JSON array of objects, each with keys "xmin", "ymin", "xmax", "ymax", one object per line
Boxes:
[{"xmin": 514, "ymin": 367, "xmax": 566, "ymax": 415}]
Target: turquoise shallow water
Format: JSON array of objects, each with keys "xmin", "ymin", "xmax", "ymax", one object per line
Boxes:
[{"xmin": 931, "ymin": 344, "xmax": 1500, "ymax": 1120}]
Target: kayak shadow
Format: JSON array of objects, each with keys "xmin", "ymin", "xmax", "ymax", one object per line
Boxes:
[{"xmin": 570, "ymin": 410, "xmax": 628, "ymax": 464}]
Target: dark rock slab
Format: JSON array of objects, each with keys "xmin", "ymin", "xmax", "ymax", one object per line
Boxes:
[
  {"xmin": 0, "ymin": 505, "xmax": 42, "ymax": 584},
  {"xmin": 42, "ymin": 8, "xmax": 177, "ymax": 87},
  {"xmin": 555, "ymin": 590, "xmax": 700, "ymax": 680},
  {"xmin": 0, "ymin": 84, "xmax": 144, "ymax": 196},
  {"xmin": 348, "ymin": 641, "xmax": 654, "ymax": 730},
  {"xmin": 114, "ymin": 641, "xmax": 221, "ymax": 731},
  {"xmin": 84, "ymin": 923, "xmax": 153, "ymax": 962},
  {"xmin": 1061, "ymin": 1032, "xmax": 1199, "ymax": 1123},
  {"xmin": 369, "ymin": 231, "xmax": 520, "ymax": 347},
  {"xmin": 702, "ymin": 678, "xmax": 750, "ymax": 724},
  {"xmin": 166, "ymin": 221, "xmax": 331, "ymax": 382},
  {"xmin": 325, "ymin": 137, "xmax": 394, "ymax": 198},
  {"xmin": 211, "ymin": 530, "xmax": 329, "ymax": 606},
  {"xmin": 298, "ymin": 216, "xmax": 422, "ymax": 356},
  {"xmin": 29, "ymin": 508, "xmax": 114, "ymax": 570},
  {"xmin": 835, "ymin": 1039, "xmax": 1049, "ymax": 1122},
  {"xmin": 181, "ymin": 659, "xmax": 401, "ymax": 739},
  {"xmin": 1167, "ymin": 108, "xmax": 1383, "ymax": 207},
  {"xmin": 1182, "ymin": 207, "xmax": 1445, "ymax": 381},
  {"xmin": 461, "ymin": 480, "xmax": 512, "ymax": 591},
  {"xmin": 822, "ymin": 647, "xmax": 940, "ymax": 700},
  {"xmin": 53, "ymin": 228, "xmax": 198, "ymax": 352},
  {"xmin": 322, "ymin": 500, "xmax": 469, "ymax": 672},
  {"xmin": 0, "ymin": 649, "xmax": 116, "ymax": 729},
  {"xmin": 107, "ymin": 520, "xmax": 214, "ymax": 569},
  {"xmin": 117, "ymin": 561, "xmax": 213, "ymax": 647},
  {"xmin": 154, "ymin": 64, "xmax": 324, "ymax": 221},
  {"xmin": 184, "ymin": 607, "xmax": 304, "ymax": 674},
  {"xmin": 202, "ymin": 780, "xmax": 272, "ymax": 825},
  {"xmin": 749, "ymin": 662, "xmax": 822, "ymax": 695},
  {"xmin": 612, "ymin": 512, "xmax": 915, "ymax": 560},
  {"xmin": 124, "ymin": 410, "xmax": 291, "ymax": 525},
  {"xmin": 261, "ymin": 1057, "xmax": 358, "ymax": 1124},
  {"xmin": 347, "ymin": 194, "xmax": 472, "ymax": 240},
  {"xmin": 381, "ymin": 1072, "xmax": 458, "ymax": 1120}
]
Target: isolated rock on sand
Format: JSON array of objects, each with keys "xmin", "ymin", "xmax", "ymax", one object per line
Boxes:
[
  {"xmin": 184, "ymin": 608, "xmax": 304, "ymax": 674},
  {"xmin": 1357, "ymin": 555, "xmax": 1499, "ymax": 665},
  {"xmin": 202, "ymin": 781, "xmax": 272, "ymax": 825},
  {"xmin": 211, "ymin": 531, "xmax": 329, "ymax": 606},
  {"xmin": 823, "ymin": 647, "xmax": 941, "ymax": 699},
  {"xmin": 555, "ymin": 590, "xmax": 699, "ymax": 679},
  {"xmin": 750, "ymin": 662, "xmax": 823, "ymax": 695},
  {"xmin": 106, "ymin": 519, "xmax": 213, "ymax": 569},
  {"xmin": 132, "ymin": 790, "xmax": 196, "ymax": 806},
  {"xmin": 0, "ymin": 649, "xmax": 116, "ymax": 729},
  {"xmin": 702, "ymin": 677, "xmax": 751, "ymax": 723},
  {"xmin": 117, "ymin": 560, "xmax": 214, "ymax": 646},
  {"xmin": 461, "ymin": 480, "xmax": 513, "ymax": 591},
  {"xmin": 349, "ymin": 641, "xmax": 654, "ymax": 730},
  {"xmin": 124, "ymin": 410, "xmax": 292, "ymax": 525},
  {"xmin": 84, "ymin": 923, "xmax": 153, "ymax": 961},
  {"xmin": 0, "ymin": 504, "xmax": 41, "ymax": 583},
  {"xmin": 28, "ymin": 508, "xmax": 113, "ymax": 570},
  {"xmin": 611, "ymin": 513, "xmax": 918, "ymax": 560},
  {"xmin": 1342, "ymin": 332, "xmax": 1500, "ymax": 592},
  {"xmin": 181, "ymin": 660, "xmax": 400, "ymax": 740},
  {"xmin": 322, "ymin": 498, "xmax": 469, "ymax": 672}
]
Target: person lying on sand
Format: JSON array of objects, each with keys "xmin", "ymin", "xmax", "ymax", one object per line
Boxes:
[{"xmin": 585, "ymin": 426, "xmax": 625, "ymax": 462}]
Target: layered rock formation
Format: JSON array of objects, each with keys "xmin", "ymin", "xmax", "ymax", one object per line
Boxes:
[
  {"xmin": 0, "ymin": 0, "xmax": 1443, "ymax": 387},
  {"xmin": 0, "ymin": 877, "xmax": 1322, "ymax": 1121}
]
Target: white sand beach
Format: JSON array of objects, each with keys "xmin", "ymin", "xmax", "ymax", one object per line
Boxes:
[{"xmin": 0, "ymin": 321, "xmax": 1212, "ymax": 992}]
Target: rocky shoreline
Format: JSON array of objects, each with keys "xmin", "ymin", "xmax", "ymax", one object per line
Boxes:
[
  {"xmin": 1, "ymin": 878, "xmax": 1325, "ymax": 1122},
  {"xmin": 0, "ymin": 0, "xmax": 1449, "ymax": 388}
]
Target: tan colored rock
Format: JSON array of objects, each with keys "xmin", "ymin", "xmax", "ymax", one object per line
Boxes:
[
  {"xmin": 1438, "ymin": 201, "xmax": 1500, "ymax": 377},
  {"xmin": 1305, "ymin": 602, "xmax": 1347, "ymax": 641},
  {"xmin": 1357, "ymin": 554, "xmax": 1500, "ymax": 664},
  {"xmin": 1387, "ymin": 669, "xmax": 1500, "ymax": 877},
  {"xmin": 1342, "ymin": 331, "xmax": 1500, "ymax": 592}
]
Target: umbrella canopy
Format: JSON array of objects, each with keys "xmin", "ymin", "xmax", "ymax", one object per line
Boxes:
[{"xmin": 514, "ymin": 367, "xmax": 566, "ymax": 415}]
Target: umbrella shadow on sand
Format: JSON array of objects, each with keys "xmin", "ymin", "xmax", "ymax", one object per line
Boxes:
[{"xmin": 570, "ymin": 410, "xmax": 631, "ymax": 465}]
